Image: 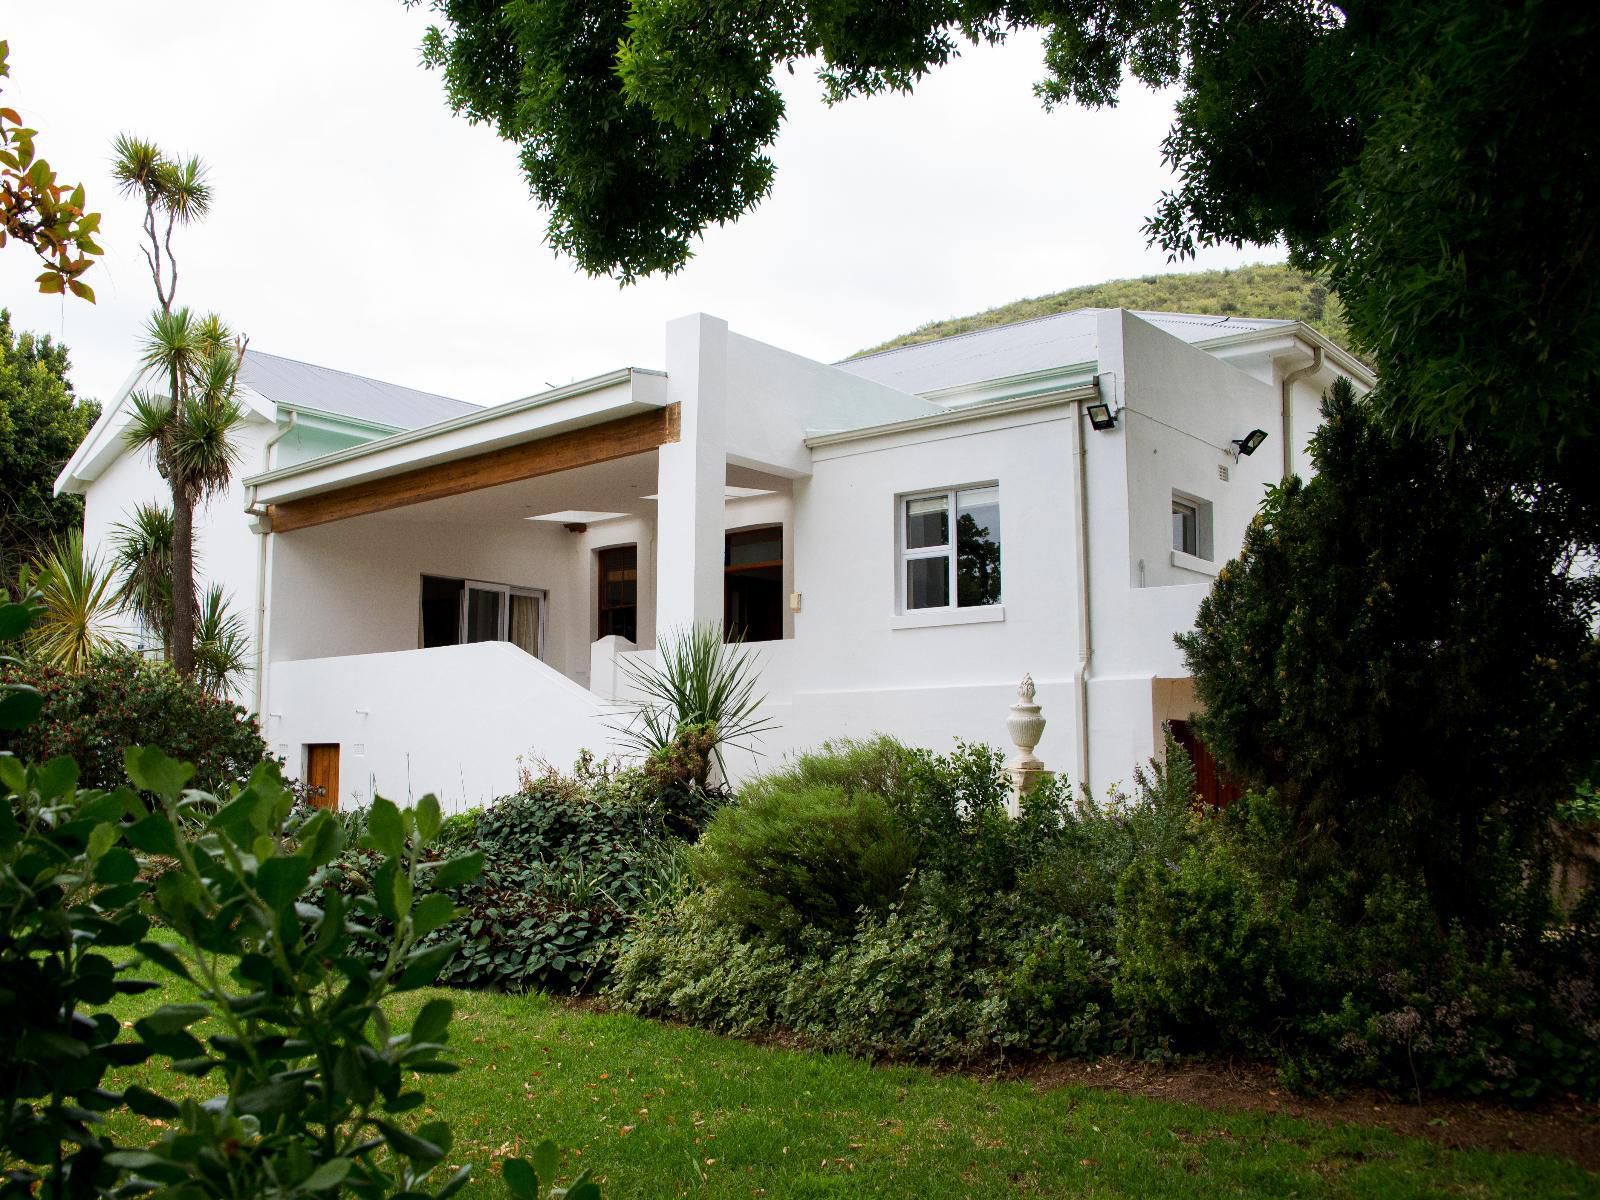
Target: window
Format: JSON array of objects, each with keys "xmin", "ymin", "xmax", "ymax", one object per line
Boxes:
[
  {"xmin": 1172, "ymin": 498, "xmax": 1199, "ymax": 556},
  {"xmin": 901, "ymin": 486, "xmax": 1002, "ymax": 611},
  {"xmin": 596, "ymin": 545, "xmax": 638, "ymax": 642},
  {"xmin": 724, "ymin": 526, "xmax": 783, "ymax": 642},
  {"xmin": 1170, "ymin": 492, "xmax": 1214, "ymax": 562},
  {"xmin": 419, "ymin": 574, "xmax": 544, "ymax": 657}
]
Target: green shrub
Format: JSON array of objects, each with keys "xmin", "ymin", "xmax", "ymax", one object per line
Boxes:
[
  {"xmin": 693, "ymin": 779, "xmax": 917, "ymax": 942},
  {"xmin": 0, "ymin": 649, "xmax": 270, "ymax": 795}
]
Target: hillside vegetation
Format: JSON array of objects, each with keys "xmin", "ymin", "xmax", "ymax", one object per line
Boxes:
[{"xmin": 856, "ymin": 262, "xmax": 1349, "ymax": 356}]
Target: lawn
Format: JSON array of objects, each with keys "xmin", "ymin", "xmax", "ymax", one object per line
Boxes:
[{"xmin": 106, "ymin": 969, "xmax": 1595, "ymax": 1199}]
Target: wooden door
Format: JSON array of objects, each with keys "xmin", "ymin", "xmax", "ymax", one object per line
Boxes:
[
  {"xmin": 1168, "ymin": 720, "xmax": 1242, "ymax": 809},
  {"xmin": 306, "ymin": 743, "xmax": 340, "ymax": 811}
]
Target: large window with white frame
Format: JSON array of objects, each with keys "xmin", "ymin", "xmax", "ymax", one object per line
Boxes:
[{"xmin": 900, "ymin": 485, "xmax": 1002, "ymax": 611}]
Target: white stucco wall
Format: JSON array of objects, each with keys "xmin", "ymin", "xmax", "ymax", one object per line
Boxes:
[{"xmin": 268, "ymin": 642, "xmax": 611, "ymax": 812}]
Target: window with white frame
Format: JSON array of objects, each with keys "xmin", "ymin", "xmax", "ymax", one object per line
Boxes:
[
  {"xmin": 901, "ymin": 485, "xmax": 1002, "ymax": 610},
  {"xmin": 1171, "ymin": 492, "xmax": 1214, "ymax": 560}
]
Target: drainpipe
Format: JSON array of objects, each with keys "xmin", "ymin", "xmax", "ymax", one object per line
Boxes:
[
  {"xmin": 1279, "ymin": 344, "xmax": 1322, "ymax": 479},
  {"xmin": 1072, "ymin": 384, "xmax": 1099, "ymax": 796},
  {"xmin": 249, "ymin": 411, "xmax": 296, "ymax": 717}
]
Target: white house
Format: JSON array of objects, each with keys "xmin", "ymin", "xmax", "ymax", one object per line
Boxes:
[{"xmin": 57, "ymin": 309, "xmax": 1368, "ymax": 811}]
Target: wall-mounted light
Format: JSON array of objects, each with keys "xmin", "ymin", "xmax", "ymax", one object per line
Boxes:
[
  {"xmin": 1230, "ymin": 428, "xmax": 1269, "ymax": 459},
  {"xmin": 1086, "ymin": 401, "xmax": 1117, "ymax": 431}
]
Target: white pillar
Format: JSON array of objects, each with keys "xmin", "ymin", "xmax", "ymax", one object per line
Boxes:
[{"xmin": 654, "ymin": 313, "xmax": 728, "ymax": 637}]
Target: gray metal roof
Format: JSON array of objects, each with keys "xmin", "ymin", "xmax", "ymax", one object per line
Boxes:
[
  {"xmin": 836, "ymin": 309, "xmax": 1293, "ymax": 396},
  {"xmin": 238, "ymin": 349, "xmax": 478, "ymax": 430}
]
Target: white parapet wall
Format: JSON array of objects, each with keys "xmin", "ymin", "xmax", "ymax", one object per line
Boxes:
[{"xmin": 268, "ymin": 642, "xmax": 617, "ymax": 813}]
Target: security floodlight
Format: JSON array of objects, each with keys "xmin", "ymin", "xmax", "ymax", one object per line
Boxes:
[
  {"xmin": 1086, "ymin": 401, "xmax": 1117, "ymax": 431},
  {"xmin": 1232, "ymin": 428, "xmax": 1269, "ymax": 458}
]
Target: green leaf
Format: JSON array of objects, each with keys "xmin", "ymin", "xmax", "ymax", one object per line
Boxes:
[
  {"xmin": 501, "ymin": 1157, "xmax": 541, "ymax": 1200},
  {"xmin": 374, "ymin": 1118, "xmax": 443, "ymax": 1163},
  {"xmin": 412, "ymin": 892, "xmax": 457, "ymax": 938},
  {"xmin": 396, "ymin": 940, "xmax": 458, "ymax": 991},
  {"xmin": 366, "ymin": 796, "xmax": 405, "ymax": 860},
  {"xmin": 415, "ymin": 794, "xmax": 442, "ymax": 844},
  {"xmin": 136, "ymin": 939, "xmax": 194, "ymax": 983},
  {"xmin": 410, "ymin": 997, "xmax": 453, "ymax": 1046},
  {"xmin": 256, "ymin": 856, "xmax": 311, "ymax": 913},
  {"xmin": 87, "ymin": 821, "xmax": 116, "ymax": 861},
  {"xmin": 235, "ymin": 1076, "xmax": 302, "ymax": 1116},
  {"xmin": 429, "ymin": 850, "xmax": 484, "ymax": 890},
  {"xmin": 122, "ymin": 1084, "xmax": 180, "ymax": 1119},
  {"xmin": 0, "ymin": 687, "xmax": 42, "ymax": 730},
  {"xmin": 565, "ymin": 1178, "xmax": 602, "ymax": 1200},
  {"xmin": 138, "ymin": 1003, "xmax": 209, "ymax": 1035},
  {"xmin": 94, "ymin": 846, "xmax": 140, "ymax": 885},
  {"xmin": 301, "ymin": 1157, "xmax": 353, "ymax": 1191},
  {"xmin": 436, "ymin": 1164, "xmax": 473, "ymax": 1200},
  {"xmin": 530, "ymin": 1140, "xmax": 559, "ymax": 1194},
  {"xmin": 124, "ymin": 746, "xmax": 195, "ymax": 798},
  {"xmin": 0, "ymin": 600, "xmax": 38, "ymax": 639},
  {"xmin": 208, "ymin": 789, "xmax": 266, "ymax": 842},
  {"xmin": 124, "ymin": 812, "xmax": 179, "ymax": 856}
]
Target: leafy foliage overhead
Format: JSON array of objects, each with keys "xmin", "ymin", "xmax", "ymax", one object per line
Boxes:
[
  {"xmin": 0, "ymin": 42, "xmax": 102, "ymax": 300},
  {"xmin": 411, "ymin": 0, "xmax": 1597, "ymax": 472}
]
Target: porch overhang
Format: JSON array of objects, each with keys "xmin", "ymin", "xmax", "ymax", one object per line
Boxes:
[{"xmin": 245, "ymin": 368, "xmax": 675, "ymax": 533}]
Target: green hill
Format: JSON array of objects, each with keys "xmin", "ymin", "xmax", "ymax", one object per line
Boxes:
[{"xmin": 855, "ymin": 262, "xmax": 1349, "ymax": 356}]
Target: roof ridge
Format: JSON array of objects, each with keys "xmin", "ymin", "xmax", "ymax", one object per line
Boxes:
[{"xmin": 244, "ymin": 348, "xmax": 476, "ymax": 408}]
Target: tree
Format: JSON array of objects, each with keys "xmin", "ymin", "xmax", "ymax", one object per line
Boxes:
[
  {"xmin": 18, "ymin": 528, "xmax": 118, "ymax": 671},
  {"xmin": 110, "ymin": 133, "xmax": 210, "ymax": 316},
  {"xmin": 1177, "ymin": 378, "xmax": 1599, "ymax": 934},
  {"xmin": 0, "ymin": 310, "xmax": 99, "ymax": 578},
  {"xmin": 409, "ymin": 1, "xmax": 1599, "ymax": 478},
  {"xmin": 0, "ymin": 41, "xmax": 101, "ymax": 299},
  {"xmin": 122, "ymin": 310, "xmax": 246, "ymax": 677}
]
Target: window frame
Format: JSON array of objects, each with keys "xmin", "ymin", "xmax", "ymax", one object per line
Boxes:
[
  {"xmin": 418, "ymin": 573, "xmax": 547, "ymax": 658},
  {"xmin": 897, "ymin": 484, "xmax": 1002, "ymax": 614},
  {"xmin": 1171, "ymin": 497, "xmax": 1200, "ymax": 557},
  {"xmin": 595, "ymin": 544, "xmax": 639, "ymax": 643}
]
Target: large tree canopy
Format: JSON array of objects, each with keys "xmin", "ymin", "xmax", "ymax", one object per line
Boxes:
[
  {"xmin": 411, "ymin": 0, "xmax": 1598, "ymax": 473},
  {"xmin": 0, "ymin": 311, "xmax": 99, "ymax": 578}
]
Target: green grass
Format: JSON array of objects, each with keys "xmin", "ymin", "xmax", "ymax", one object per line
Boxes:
[
  {"xmin": 104, "ymin": 968, "xmax": 1595, "ymax": 1199},
  {"xmin": 855, "ymin": 262, "xmax": 1352, "ymax": 356}
]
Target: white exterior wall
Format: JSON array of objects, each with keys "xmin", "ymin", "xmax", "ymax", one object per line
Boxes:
[{"xmin": 768, "ymin": 409, "xmax": 1083, "ymax": 780}]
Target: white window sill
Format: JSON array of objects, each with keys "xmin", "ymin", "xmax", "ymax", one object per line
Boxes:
[
  {"xmin": 1171, "ymin": 549, "xmax": 1219, "ymax": 577},
  {"xmin": 890, "ymin": 604, "xmax": 1006, "ymax": 630}
]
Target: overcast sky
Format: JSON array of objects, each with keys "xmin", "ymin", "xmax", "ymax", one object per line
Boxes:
[{"xmin": 0, "ymin": 1, "xmax": 1275, "ymax": 408}]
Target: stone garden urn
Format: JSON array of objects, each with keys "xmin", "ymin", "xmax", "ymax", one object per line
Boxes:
[{"xmin": 1005, "ymin": 674, "xmax": 1052, "ymax": 816}]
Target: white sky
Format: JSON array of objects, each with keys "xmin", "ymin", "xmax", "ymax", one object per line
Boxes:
[{"xmin": 0, "ymin": 1, "xmax": 1275, "ymax": 408}]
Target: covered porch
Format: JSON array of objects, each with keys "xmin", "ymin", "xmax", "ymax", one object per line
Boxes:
[{"xmin": 245, "ymin": 363, "xmax": 797, "ymax": 810}]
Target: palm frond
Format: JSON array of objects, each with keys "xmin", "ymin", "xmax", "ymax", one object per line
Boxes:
[
  {"xmin": 194, "ymin": 583, "xmax": 250, "ymax": 698},
  {"xmin": 23, "ymin": 530, "xmax": 120, "ymax": 671},
  {"xmin": 158, "ymin": 154, "xmax": 212, "ymax": 223},
  {"xmin": 110, "ymin": 132, "xmax": 164, "ymax": 199},
  {"xmin": 110, "ymin": 502, "xmax": 176, "ymax": 652},
  {"xmin": 141, "ymin": 306, "xmax": 202, "ymax": 379},
  {"xmin": 122, "ymin": 390, "xmax": 176, "ymax": 459},
  {"xmin": 612, "ymin": 623, "xmax": 777, "ymax": 780},
  {"xmin": 172, "ymin": 391, "xmax": 245, "ymax": 503}
]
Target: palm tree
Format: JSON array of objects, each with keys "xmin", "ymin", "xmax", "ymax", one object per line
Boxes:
[
  {"xmin": 194, "ymin": 583, "xmax": 250, "ymax": 699},
  {"xmin": 110, "ymin": 134, "xmax": 211, "ymax": 315},
  {"xmin": 21, "ymin": 529, "xmax": 118, "ymax": 671},
  {"xmin": 123, "ymin": 309, "xmax": 246, "ymax": 676},
  {"xmin": 109, "ymin": 501, "xmax": 176, "ymax": 655}
]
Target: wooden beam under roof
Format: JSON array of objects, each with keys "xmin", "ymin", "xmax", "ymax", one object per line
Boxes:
[{"xmin": 267, "ymin": 404, "xmax": 679, "ymax": 533}]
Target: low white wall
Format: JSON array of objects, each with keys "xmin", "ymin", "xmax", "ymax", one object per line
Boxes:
[{"xmin": 267, "ymin": 641, "xmax": 615, "ymax": 813}]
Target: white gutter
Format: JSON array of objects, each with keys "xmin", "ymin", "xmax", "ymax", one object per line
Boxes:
[
  {"xmin": 250, "ymin": 412, "xmax": 296, "ymax": 717},
  {"xmin": 1279, "ymin": 344, "xmax": 1323, "ymax": 479}
]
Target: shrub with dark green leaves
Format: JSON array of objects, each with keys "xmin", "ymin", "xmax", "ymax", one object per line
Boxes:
[{"xmin": 0, "ymin": 649, "xmax": 270, "ymax": 795}]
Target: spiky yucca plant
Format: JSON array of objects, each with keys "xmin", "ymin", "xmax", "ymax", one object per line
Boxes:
[
  {"xmin": 613, "ymin": 622, "xmax": 775, "ymax": 783},
  {"xmin": 20, "ymin": 529, "xmax": 118, "ymax": 671},
  {"xmin": 194, "ymin": 583, "xmax": 250, "ymax": 699},
  {"xmin": 109, "ymin": 501, "xmax": 176, "ymax": 654}
]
